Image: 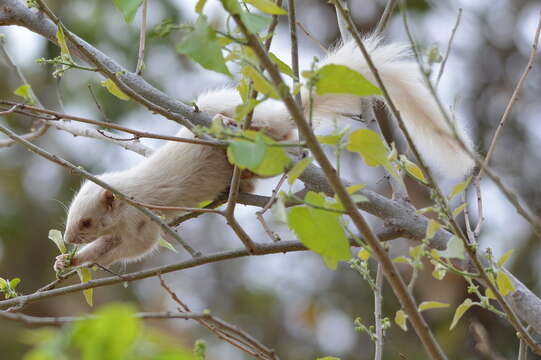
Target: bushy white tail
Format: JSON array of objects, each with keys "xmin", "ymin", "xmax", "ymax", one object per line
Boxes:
[
  {"xmin": 310, "ymin": 35, "xmax": 475, "ymax": 179},
  {"xmin": 196, "ymin": 35, "xmax": 475, "ymax": 179}
]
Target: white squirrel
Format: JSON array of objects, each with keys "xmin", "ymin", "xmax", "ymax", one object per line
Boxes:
[{"xmin": 54, "ymin": 36, "xmax": 474, "ymax": 271}]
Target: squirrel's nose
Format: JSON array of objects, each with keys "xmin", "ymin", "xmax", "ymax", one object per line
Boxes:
[{"xmin": 64, "ymin": 228, "xmax": 82, "ymax": 244}]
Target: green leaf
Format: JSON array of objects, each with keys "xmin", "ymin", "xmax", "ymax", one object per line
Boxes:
[
  {"xmin": 269, "ymin": 52, "xmax": 295, "ymax": 78},
  {"xmin": 77, "ymin": 268, "xmax": 93, "ymax": 307},
  {"xmin": 271, "ymin": 194, "xmax": 287, "ymax": 223},
  {"xmin": 177, "ymin": 15, "xmax": 231, "ymax": 76},
  {"xmin": 418, "ymin": 301, "xmax": 450, "ymax": 312},
  {"xmin": 393, "ymin": 256, "xmax": 409, "ymax": 264},
  {"xmin": 409, "ymin": 245, "xmax": 424, "ymax": 260},
  {"xmin": 239, "ymin": 11, "xmax": 272, "ymax": 34},
  {"xmin": 221, "ymin": 0, "xmax": 242, "ymax": 14},
  {"xmin": 452, "ymin": 203, "xmax": 467, "ymax": 218},
  {"xmin": 227, "ymin": 131, "xmax": 290, "ymax": 176},
  {"xmin": 313, "ymin": 64, "xmax": 382, "ymax": 96},
  {"xmin": 113, "ymin": 0, "xmax": 144, "ymax": 23},
  {"xmin": 195, "ymin": 0, "xmax": 207, "ymax": 13},
  {"xmin": 228, "ymin": 133, "xmax": 267, "ymax": 169},
  {"xmin": 425, "ymin": 220, "xmax": 441, "ymax": 241},
  {"xmin": 318, "ymin": 135, "xmax": 341, "ymax": 145},
  {"xmin": 485, "ymin": 288, "xmax": 496, "ymax": 300},
  {"xmin": 394, "ymin": 309, "xmax": 408, "ymax": 331},
  {"xmin": 400, "ymin": 155, "xmax": 427, "ymax": 184},
  {"xmin": 56, "ymin": 24, "xmax": 71, "ymax": 60},
  {"xmin": 347, "ymin": 129, "xmax": 400, "ymax": 181},
  {"xmin": 449, "ymin": 298, "xmax": 474, "ymax": 330},
  {"xmin": 71, "ymin": 303, "xmax": 140, "ymax": 359},
  {"xmin": 347, "ymin": 184, "xmax": 365, "ymax": 194},
  {"xmin": 448, "ymin": 176, "xmax": 472, "ymax": 200},
  {"xmin": 496, "ymin": 271, "xmax": 515, "ymax": 296},
  {"xmin": 432, "ymin": 263, "xmax": 447, "ymax": 280},
  {"xmin": 159, "ymin": 238, "xmax": 178, "ymax": 253},
  {"xmin": 288, "ymin": 157, "xmax": 313, "ymax": 185},
  {"xmin": 245, "ymin": 0, "xmax": 287, "ymax": 14},
  {"xmin": 13, "ymin": 84, "xmax": 35, "ymax": 105},
  {"xmin": 287, "ymin": 192, "xmax": 351, "ymax": 269},
  {"xmin": 439, "ymin": 236, "xmax": 465, "ymax": 260},
  {"xmin": 497, "ymin": 249, "xmax": 514, "ymax": 267},
  {"xmin": 193, "ymin": 339, "xmax": 207, "ymax": 360},
  {"xmin": 234, "ymin": 99, "xmax": 258, "ymax": 124},
  {"xmin": 48, "ymin": 229, "xmax": 66, "ymax": 254},
  {"xmin": 101, "ymin": 79, "xmax": 130, "ymax": 101},
  {"xmin": 241, "ymin": 65, "xmax": 279, "ymax": 99},
  {"xmin": 9, "ymin": 278, "xmax": 21, "ymax": 289}
]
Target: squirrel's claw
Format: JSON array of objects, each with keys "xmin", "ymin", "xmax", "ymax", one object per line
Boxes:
[{"xmin": 53, "ymin": 254, "xmax": 72, "ymax": 272}]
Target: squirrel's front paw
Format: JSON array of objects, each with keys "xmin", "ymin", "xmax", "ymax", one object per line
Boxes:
[{"xmin": 53, "ymin": 254, "xmax": 72, "ymax": 272}]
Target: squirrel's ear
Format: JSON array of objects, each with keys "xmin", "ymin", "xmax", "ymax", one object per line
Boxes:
[{"xmin": 101, "ymin": 190, "xmax": 115, "ymax": 209}]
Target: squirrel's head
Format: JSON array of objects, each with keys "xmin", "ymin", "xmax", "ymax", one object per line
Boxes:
[{"xmin": 64, "ymin": 181, "xmax": 124, "ymax": 245}]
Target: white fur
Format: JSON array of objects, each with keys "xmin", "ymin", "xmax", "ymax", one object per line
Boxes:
[
  {"xmin": 59, "ymin": 35, "xmax": 475, "ymax": 269},
  {"xmin": 310, "ymin": 35, "xmax": 475, "ymax": 178}
]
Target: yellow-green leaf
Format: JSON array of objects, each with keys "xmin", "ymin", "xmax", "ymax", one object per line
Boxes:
[
  {"xmin": 48, "ymin": 229, "xmax": 66, "ymax": 254},
  {"xmin": 439, "ymin": 236, "xmax": 465, "ymax": 260},
  {"xmin": 287, "ymin": 192, "xmax": 351, "ymax": 269},
  {"xmin": 313, "ymin": 64, "xmax": 382, "ymax": 96},
  {"xmin": 357, "ymin": 247, "xmax": 371, "ymax": 261},
  {"xmin": 101, "ymin": 79, "xmax": 130, "ymax": 101},
  {"xmin": 113, "ymin": 0, "xmax": 144, "ymax": 23},
  {"xmin": 158, "ymin": 237, "xmax": 178, "ymax": 253},
  {"xmin": 288, "ymin": 157, "xmax": 313, "ymax": 185},
  {"xmin": 452, "ymin": 203, "xmax": 467, "ymax": 218},
  {"xmin": 245, "ymin": 0, "xmax": 287, "ymax": 14},
  {"xmin": 496, "ymin": 271, "xmax": 515, "ymax": 296},
  {"xmin": 395, "ymin": 310, "xmax": 408, "ymax": 331},
  {"xmin": 13, "ymin": 84, "xmax": 35, "ymax": 105},
  {"xmin": 418, "ymin": 301, "xmax": 450, "ymax": 312},
  {"xmin": 241, "ymin": 65, "xmax": 279, "ymax": 99},
  {"xmin": 318, "ymin": 135, "xmax": 341, "ymax": 145},
  {"xmin": 409, "ymin": 245, "xmax": 424, "ymax": 260},
  {"xmin": 448, "ymin": 176, "xmax": 472, "ymax": 200},
  {"xmin": 486, "ymin": 288, "xmax": 496, "ymax": 300},
  {"xmin": 393, "ymin": 256, "xmax": 409, "ymax": 264},
  {"xmin": 425, "ymin": 220, "xmax": 441, "ymax": 241},
  {"xmin": 195, "ymin": 0, "xmax": 207, "ymax": 13},
  {"xmin": 497, "ymin": 249, "xmax": 514, "ymax": 267},
  {"xmin": 401, "ymin": 155, "xmax": 427, "ymax": 184},
  {"xmin": 347, "ymin": 129, "xmax": 400, "ymax": 181},
  {"xmin": 432, "ymin": 263, "xmax": 447, "ymax": 280},
  {"xmin": 56, "ymin": 24, "xmax": 71, "ymax": 60},
  {"xmin": 270, "ymin": 52, "xmax": 295, "ymax": 78},
  {"xmin": 449, "ymin": 298, "xmax": 474, "ymax": 330},
  {"xmin": 347, "ymin": 184, "xmax": 365, "ymax": 194},
  {"xmin": 77, "ymin": 268, "xmax": 93, "ymax": 307}
]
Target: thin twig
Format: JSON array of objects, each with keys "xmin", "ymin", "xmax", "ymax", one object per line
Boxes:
[
  {"xmin": 136, "ymin": 0, "xmax": 148, "ymax": 75},
  {"xmin": 0, "ymin": 101, "xmax": 225, "ymax": 147},
  {"xmin": 373, "ymin": 262, "xmax": 385, "ymax": 360},
  {"xmin": 375, "ymin": 0, "xmax": 398, "ymax": 35},
  {"xmin": 256, "ymin": 173, "xmax": 288, "ymax": 242},
  {"xmin": 158, "ymin": 275, "xmax": 278, "ymax": 360},
  {"xmin": 436, "ymin": 8, "xmax": 462, "ymax": 88},
  {"xmin": 476, "ymin": 12, "xmax": 541, "ymax": 179}
]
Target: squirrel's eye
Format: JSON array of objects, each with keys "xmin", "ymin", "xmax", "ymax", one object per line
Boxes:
[{"xmin": 80, "ymin": 219, "xmax": 92, "ymax": 229}]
